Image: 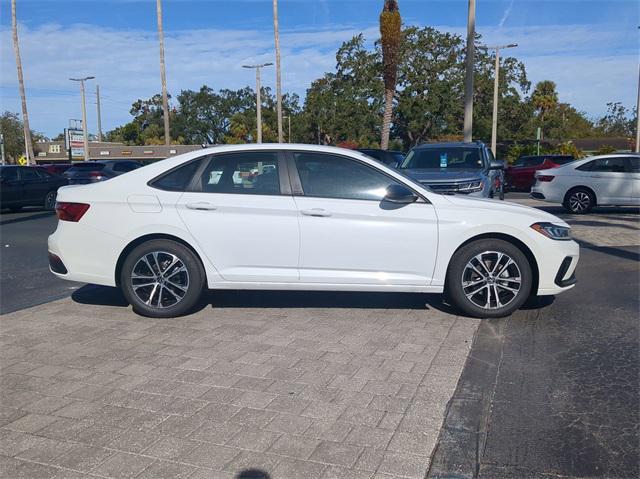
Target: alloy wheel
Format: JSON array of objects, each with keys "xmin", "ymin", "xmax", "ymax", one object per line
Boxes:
[
  {"xmin": 569, "ymin": 191, "xmax": 591, "ymax": 213},
  {"xmin": 130, "ymin": 251, "xmax": 189, "ymax": 308},
  {"xmin": 44, "ymin": 191, "xmax": 57, "ymax": 210},
  {"xmin": 461, "ymin": 251, "xmax": 522, "ymax": 310}
]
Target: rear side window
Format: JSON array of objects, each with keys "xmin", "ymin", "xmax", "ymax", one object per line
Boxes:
[
  {"xmin": 198, "ymin": 152, "xmax": 280, "ymax": 195},
  {"xmin": 69, "ymin": 163, "xmax": 105, "ymax": 172},
  {"xmin": 21, "ymin": 168, "xmax": 40, "ymax": 180},
  {"xmin": 550, "ymin": 156, "xmax": 574, "ymax": 165},
  {"xmin": 150, "ymin": 159, "xmax": 203, "ymax": 191},
  {"xmin": 629, "ymin": 158, "xmax": 639, "ymax": 172},
  {"xmin": 112, "ymin": 161, "xmax": 141, "ymax": 172}
]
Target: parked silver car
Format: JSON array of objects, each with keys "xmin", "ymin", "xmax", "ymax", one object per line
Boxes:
[{"xmin": 399, "ymin": 141, "xmax": 505, "ymax": 200}]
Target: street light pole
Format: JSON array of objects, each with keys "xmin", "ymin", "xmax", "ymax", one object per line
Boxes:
[
  {"xmin": 243, "ymin": 63, "xmax": 273, "ymax": 143},
  {"xmin": 463, "ymin": 0, "xmax": 476, "ymax": 143},
  {"xmin": 636, "ymin": 63, "xmax": 639, "ymax": 153},
  {"xmin": 273, "ymin": 0, "xmax": 283, "ymax": 143},
  {"xmin": 96, "ymin": 84, "xmax": 103, "ymax": 142},
  {"xmin": 156, "ymin": 0, "xmax": 171, "ymax": 145},
  {"xmin": 488, "ymin": 44, "xmax": 518, "ymax": 156},
  {"xmin": 70, "ymin": 76, "xmax": 95, "ymax": 161},
  {"xmin": 282, "ymin": 115, "xmax": 291, "ymax": 142}
]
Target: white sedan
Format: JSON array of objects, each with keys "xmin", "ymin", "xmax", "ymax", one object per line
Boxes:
[
  {"xmin": 531, "ymin": 153, "xmax": 640, "ymax": 214},
  {"xmin": 49, "ymin": 144, "xmax": 579, "ymax": 318}
]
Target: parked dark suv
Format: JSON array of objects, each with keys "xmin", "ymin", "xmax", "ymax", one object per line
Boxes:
[
  {"xmin": 0, "ymin": 165, "xmax": 68, "ymax": 211},
  {"xmin": 357, "ymin": 149, "xmax": 405, "ymax": 167},
  {"xmin": 399, "ymin": 141, "xmax": 505, "ymax": 199},
  {"xmin": 64, "ymin": 160, "xmax": 143, "ymax": 184}
]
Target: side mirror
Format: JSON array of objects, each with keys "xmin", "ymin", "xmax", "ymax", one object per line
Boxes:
[
  {"xmin": 490, "ymin": 160, "xmax": 505, "ymax": 170},
  {"xmin": 384, "ymin": 184, "xmax": 418, "ymax": 204}
]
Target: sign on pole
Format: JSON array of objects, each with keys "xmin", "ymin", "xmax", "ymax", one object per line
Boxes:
[{"xmin": 66, "ymin": 128, "xmax": 85, "ymax": 159}]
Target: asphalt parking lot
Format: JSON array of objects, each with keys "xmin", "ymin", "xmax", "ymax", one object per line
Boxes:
[{"xmin": 1, "ymin": 194, "xmax": 638, "ymax": 478}]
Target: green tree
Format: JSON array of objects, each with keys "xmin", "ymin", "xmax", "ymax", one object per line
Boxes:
[
  {"xmin": 595, "ymin": 102, "xmax": 634, "ymax": 137},
  {"xmin": 0, "ymin": 111, "xmax": 27, "ymax": 162},
  {"xmin": 531, "ymin": 80, "xmax": 558, "ymax": 140},
  {"xmin": 379, "ymin": 0, "xmax": 401, "ymax": 150}
]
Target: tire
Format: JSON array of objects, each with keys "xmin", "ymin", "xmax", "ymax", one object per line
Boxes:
[
  {"xmin": 43, "ymin": 190, "xmax": 57, "ymax": 211},
  {"xmin": 499, "ymin": 188, "xmax": 505, "ymax": 201},
  {"xmin": 120, "ymin": 239, "xmax": 205, "ymax": 318},
  {"xmin": 446, "ymin": 239, "xmax": 533, "ymax": 318},
  {"xmin": 563, "ymin": 187, "xmax": 594, "ymax": 214}
]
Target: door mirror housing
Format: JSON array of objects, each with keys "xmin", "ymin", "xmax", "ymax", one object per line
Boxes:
[
  {"xmin": 384, "ymin": 184, "xmax": 418, "ymax": 204},
  {"xmin": 490, "ymin": 160, "xmax": 505, "ymax": 170}
]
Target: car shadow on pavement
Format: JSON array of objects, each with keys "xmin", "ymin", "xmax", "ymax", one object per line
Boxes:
[
  {"xmin": 0, "ymin": 211, "xmax": 54, "ymax": 226},
  {"xmin": 70, "ymin": 284, "xmax": 458, "ymax": 315}
]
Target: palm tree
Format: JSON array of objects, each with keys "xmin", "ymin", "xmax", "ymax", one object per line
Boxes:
[
  {"xmin": 156, "ymin": 0, "xmax": 170, "ymax": 145},
  {"xmin": 379, "ymin": 0, "xmax": 401, "ymax": 150},
  {"xmin": 273, "ymin": 0, "xmax": 283, "ymax": 143},
  {"xmin": 531, "ymin": 80, "xmax": 558, "ymax": 140},
  {"xmin": 11, "ymin": 0, "xmax": 33, "ymax": 165}
]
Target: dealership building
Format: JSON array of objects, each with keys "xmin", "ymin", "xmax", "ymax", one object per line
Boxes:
[{"xmin": 33, "ymin": 141, "xmax": 203, "ymax": 163}]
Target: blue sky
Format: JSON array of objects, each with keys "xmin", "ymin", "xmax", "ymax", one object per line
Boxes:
[{"xmin": 1, "ymin": 0, "xmax": 638, "ymax": 137}]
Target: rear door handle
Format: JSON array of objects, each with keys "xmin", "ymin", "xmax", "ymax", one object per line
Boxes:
[
  {"xmin": 300, "ymin": 208, "xmax": 331, "ymax": 217},
  {"xmin": 186, "ymin": 202, "xmax": 217, "ymax": 211}
]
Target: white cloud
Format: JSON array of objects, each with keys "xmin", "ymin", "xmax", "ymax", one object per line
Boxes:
[{"xmin": 0, "ymin": 21, "xmax": 635, "ymax": 137}]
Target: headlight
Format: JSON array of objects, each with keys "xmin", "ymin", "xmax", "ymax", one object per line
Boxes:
[
  {"xmin": 458, "ymin": 180, "xmax": 484, "ymax": 192},
  {"xmin": 531, "ymin": 222, "xmax": 571, "ymax": 240}
]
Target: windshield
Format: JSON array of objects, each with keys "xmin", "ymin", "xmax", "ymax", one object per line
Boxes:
[{"xmin": 401, "ymin": 148, "xmax": 484, "ymax": 170}]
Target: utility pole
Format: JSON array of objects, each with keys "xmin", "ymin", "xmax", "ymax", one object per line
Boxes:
[
  {"xmin": 489, "ymin": 44, "xmax": 517, "ymax": 156},
  {"xmin": 70, "ymin": 76, "xmax": 94, "ymax": 161},
  {"xmin": 463, "ymin": 0, "xmax": 476, "ymax": 143},
  {"xmin": 156, "ymin": 0, "xmax": 170, "ymax": 145},
  {"xmin": 283, "ymin": 115, "xmax": 291, "ymax": 142},
  {"xmin": 243, "ymin": 63, "xmax": 273, "ymax": 143},
  {"xmin": 273, "ymin": 0, "xmax": 283, "ymax": 143},
  {"xmin": 636, "ymin": 63, "xmax": 639, "ymax": 153},
  {"xmin": 96, "ymin": 84, "xmax": 103, "ymax": 142},
  {"xmin": 1, "ymin": 134, "xmax": 6, "ymax": 165},
  {"xmin": 11, "ymin": 0, "xmax": 34, "ymax": 165}
]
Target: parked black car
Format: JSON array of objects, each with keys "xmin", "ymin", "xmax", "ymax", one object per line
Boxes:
[
  {"xmin": 64, "ymin": 160, "xmax": 143, "ymax": 184},
  {"xmin": 0, "ymin": 165, "xmax": 68, "ymax": 211},
  {"xmin": 357, "ymin": 149, "xmax": 405, "ymax": 167}
]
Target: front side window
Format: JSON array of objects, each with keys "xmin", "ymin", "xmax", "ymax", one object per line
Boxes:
[
  {"xmin": 21, "ymin": 168, "xmax": 40, "ymax": 181},
  {"xmin": 294, "ymin": 152, "xmax": 402, "ymax": 201},
  {"xmin": 198, "ymin": 152, "xmax": 280, "ymax": 195},
  {"xmin": 628, "ymin": 157, "xmax": 639, "ymax": 172},
  {"xmin": 401, "ymin": 148, "xmax": 483, "ymax": 170},
  {"xmin": 590, "ymin": 157, "xmax": 626, "ymax": 173}
]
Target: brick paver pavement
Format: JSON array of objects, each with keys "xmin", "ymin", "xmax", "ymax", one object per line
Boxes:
[{"xmin": 0, "ymin": 296, "xmax": 478, "ymax": 478}]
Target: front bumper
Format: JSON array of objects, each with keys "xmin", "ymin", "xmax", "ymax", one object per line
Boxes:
[{"xmin": 536, "ymin": 239, "xmax": 579, "ymax": 295}]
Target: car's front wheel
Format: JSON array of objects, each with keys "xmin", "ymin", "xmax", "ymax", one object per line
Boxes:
[
  {"xmin": 120, "ymin": 239, "xmax": 205, "ymax": 318},
  {"xmin": 446, "ymin": 239, "xmax": 533, "ymax": 318}
]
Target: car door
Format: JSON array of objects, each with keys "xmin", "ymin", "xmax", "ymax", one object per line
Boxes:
[
  {"xmin": 20, "ymin": 167, "xmax": 49, "ymax": 205},
  {"xmin": 175, "ymin": 150, "xmax": 300, "ymax": 283},
  {"xmin": 0, "ymin": 167, "xmax": 23, "ymax": 207},
  {"xmin": 580, "ymin": 157, "xmax": 632, "ymax": 204},
  {"xmin": 626, "ymin": 157, "xmax": 640, "ymax": 205},
  {"xmin": 289, "ymin": 151, "xmax": 438, "ymax": 286}
]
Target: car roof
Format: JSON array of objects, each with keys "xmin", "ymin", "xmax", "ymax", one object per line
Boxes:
[{"xmin": 413, "ymin": 142, "xmax": 485, "ymax": 149}]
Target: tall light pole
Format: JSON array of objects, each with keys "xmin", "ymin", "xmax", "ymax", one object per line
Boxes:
[
  {"xmin": 463, "ymin": 0, "xmax": 476, "ymax": 143},
  {"xmin": 70, "ymin": 76, "xmax": 95, "ymax": 161},
  {"xmin": 11, "ymin": 0, "xmax": 34, "ymax": 165},
  {"xmin": 96, "ymin": 84, "xmax": 103, "ymax": 142},
  {"xmin": 283, "ymin": 115, "xmax": 291, "ymax": 142},
  {"xmin": 156, "ymin": 0, "xmax": 170, "ymax": 145},
  {"xmin": 488, "ymin": 44, "xmax": 518, "ymax": 156},
  {"xmin": 636, "ymin": 63, "xmax": 639, "ymax": 153},
  {"xmin": 243, "ymin": 63, "xmax": 273, "ymax": 143},
  {"xmin": 273, "ymin": 0, "xmax": 283, "ymax": 143}
]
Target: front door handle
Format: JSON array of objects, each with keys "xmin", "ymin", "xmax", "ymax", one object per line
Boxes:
[
  {"xmin": 300, "ymin": 208, "xmax": 331, "ymax": 217},
  {"xmin": 186, "ymin": 202, "xmax": 217, "ymax": 211}
]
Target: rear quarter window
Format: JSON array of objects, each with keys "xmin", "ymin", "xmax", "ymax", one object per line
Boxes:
[{"xmin": 149, "ymin": 159, "xmax": 203, "ymax": 191}]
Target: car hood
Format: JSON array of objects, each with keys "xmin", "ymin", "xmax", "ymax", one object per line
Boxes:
[
  {"xmin": 401, "ymin": 168, "xmax": 483, "ymax": 183},
  {"xmin": 442, "ymin": 194, "xmax": 569, "ymax": 227}
]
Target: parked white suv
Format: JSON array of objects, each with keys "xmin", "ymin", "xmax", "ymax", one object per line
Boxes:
[
  {"xmin": 49, "ymin": 144, "xmax": 579, "ymax": 319},
  {"xmin": 531, "ymin": 154, "xmax": 640, "ymax": 214}
]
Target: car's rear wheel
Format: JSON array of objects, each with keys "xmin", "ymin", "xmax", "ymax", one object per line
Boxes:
[
  {"xmin": 563, "ymin": 187, "xmax": 594, "ymax": 214},
  {"xmin": 120, "ymin": 239, "xmax": 205, "ymax": 318},
  {"xmin": 446, "ymin": 239, "xmax": 533, "ymax": 318},
  {"xmin": 43, "ymin": 190, "xmax": 57, "ymax": 211}
]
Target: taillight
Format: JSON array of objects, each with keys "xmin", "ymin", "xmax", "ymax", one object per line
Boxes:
[
  {"xmin": 56, "ymin": 202, "xmax": 90, "ymax": 222},
  {"xmin": 537, "ymin": 175, "xmax": 555, "ymax": 182},
  {"xmin": 88, "ymin": 171, "xmax": 105, "ymax": 180}
]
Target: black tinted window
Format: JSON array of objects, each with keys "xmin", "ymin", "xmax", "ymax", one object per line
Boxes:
[
  {"xmin": 1, "ymin": 167, "xmax": 18, "ymax": 181},
  {"xmin": 113, "ymin": 161, "xmax": 140, "ymax": 172},
  {"xmin": 629, "ymin": 157, "xmax": 639, "ymax": 172},
  {"xmin": 151, "ymin": 159, "xmax": 202, "ymax": 191},
  {"xmin": 21, "ymin": 168, "xmax": 40, "ymax": 180},
  {"xmin": 68, "ymin": 163, "xmax": 105, "ymax": 172},
  {"xmin": 402, "ymin": 148, "xmax": 483, "ymax": 170},
  {"xmin": 199, "ymin": 152, "xmax": 280, "ymax": 195},
  {"xmin": 295, "ymin": 152, "xmax": 401, "ymax": 201},
  {"xmin": 551, "ymin": 156, "xmax": 574, "ymax": 165},
  {"xmin": 524, "ymin": 158, "xmax": 544, "ymax": 167}
]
